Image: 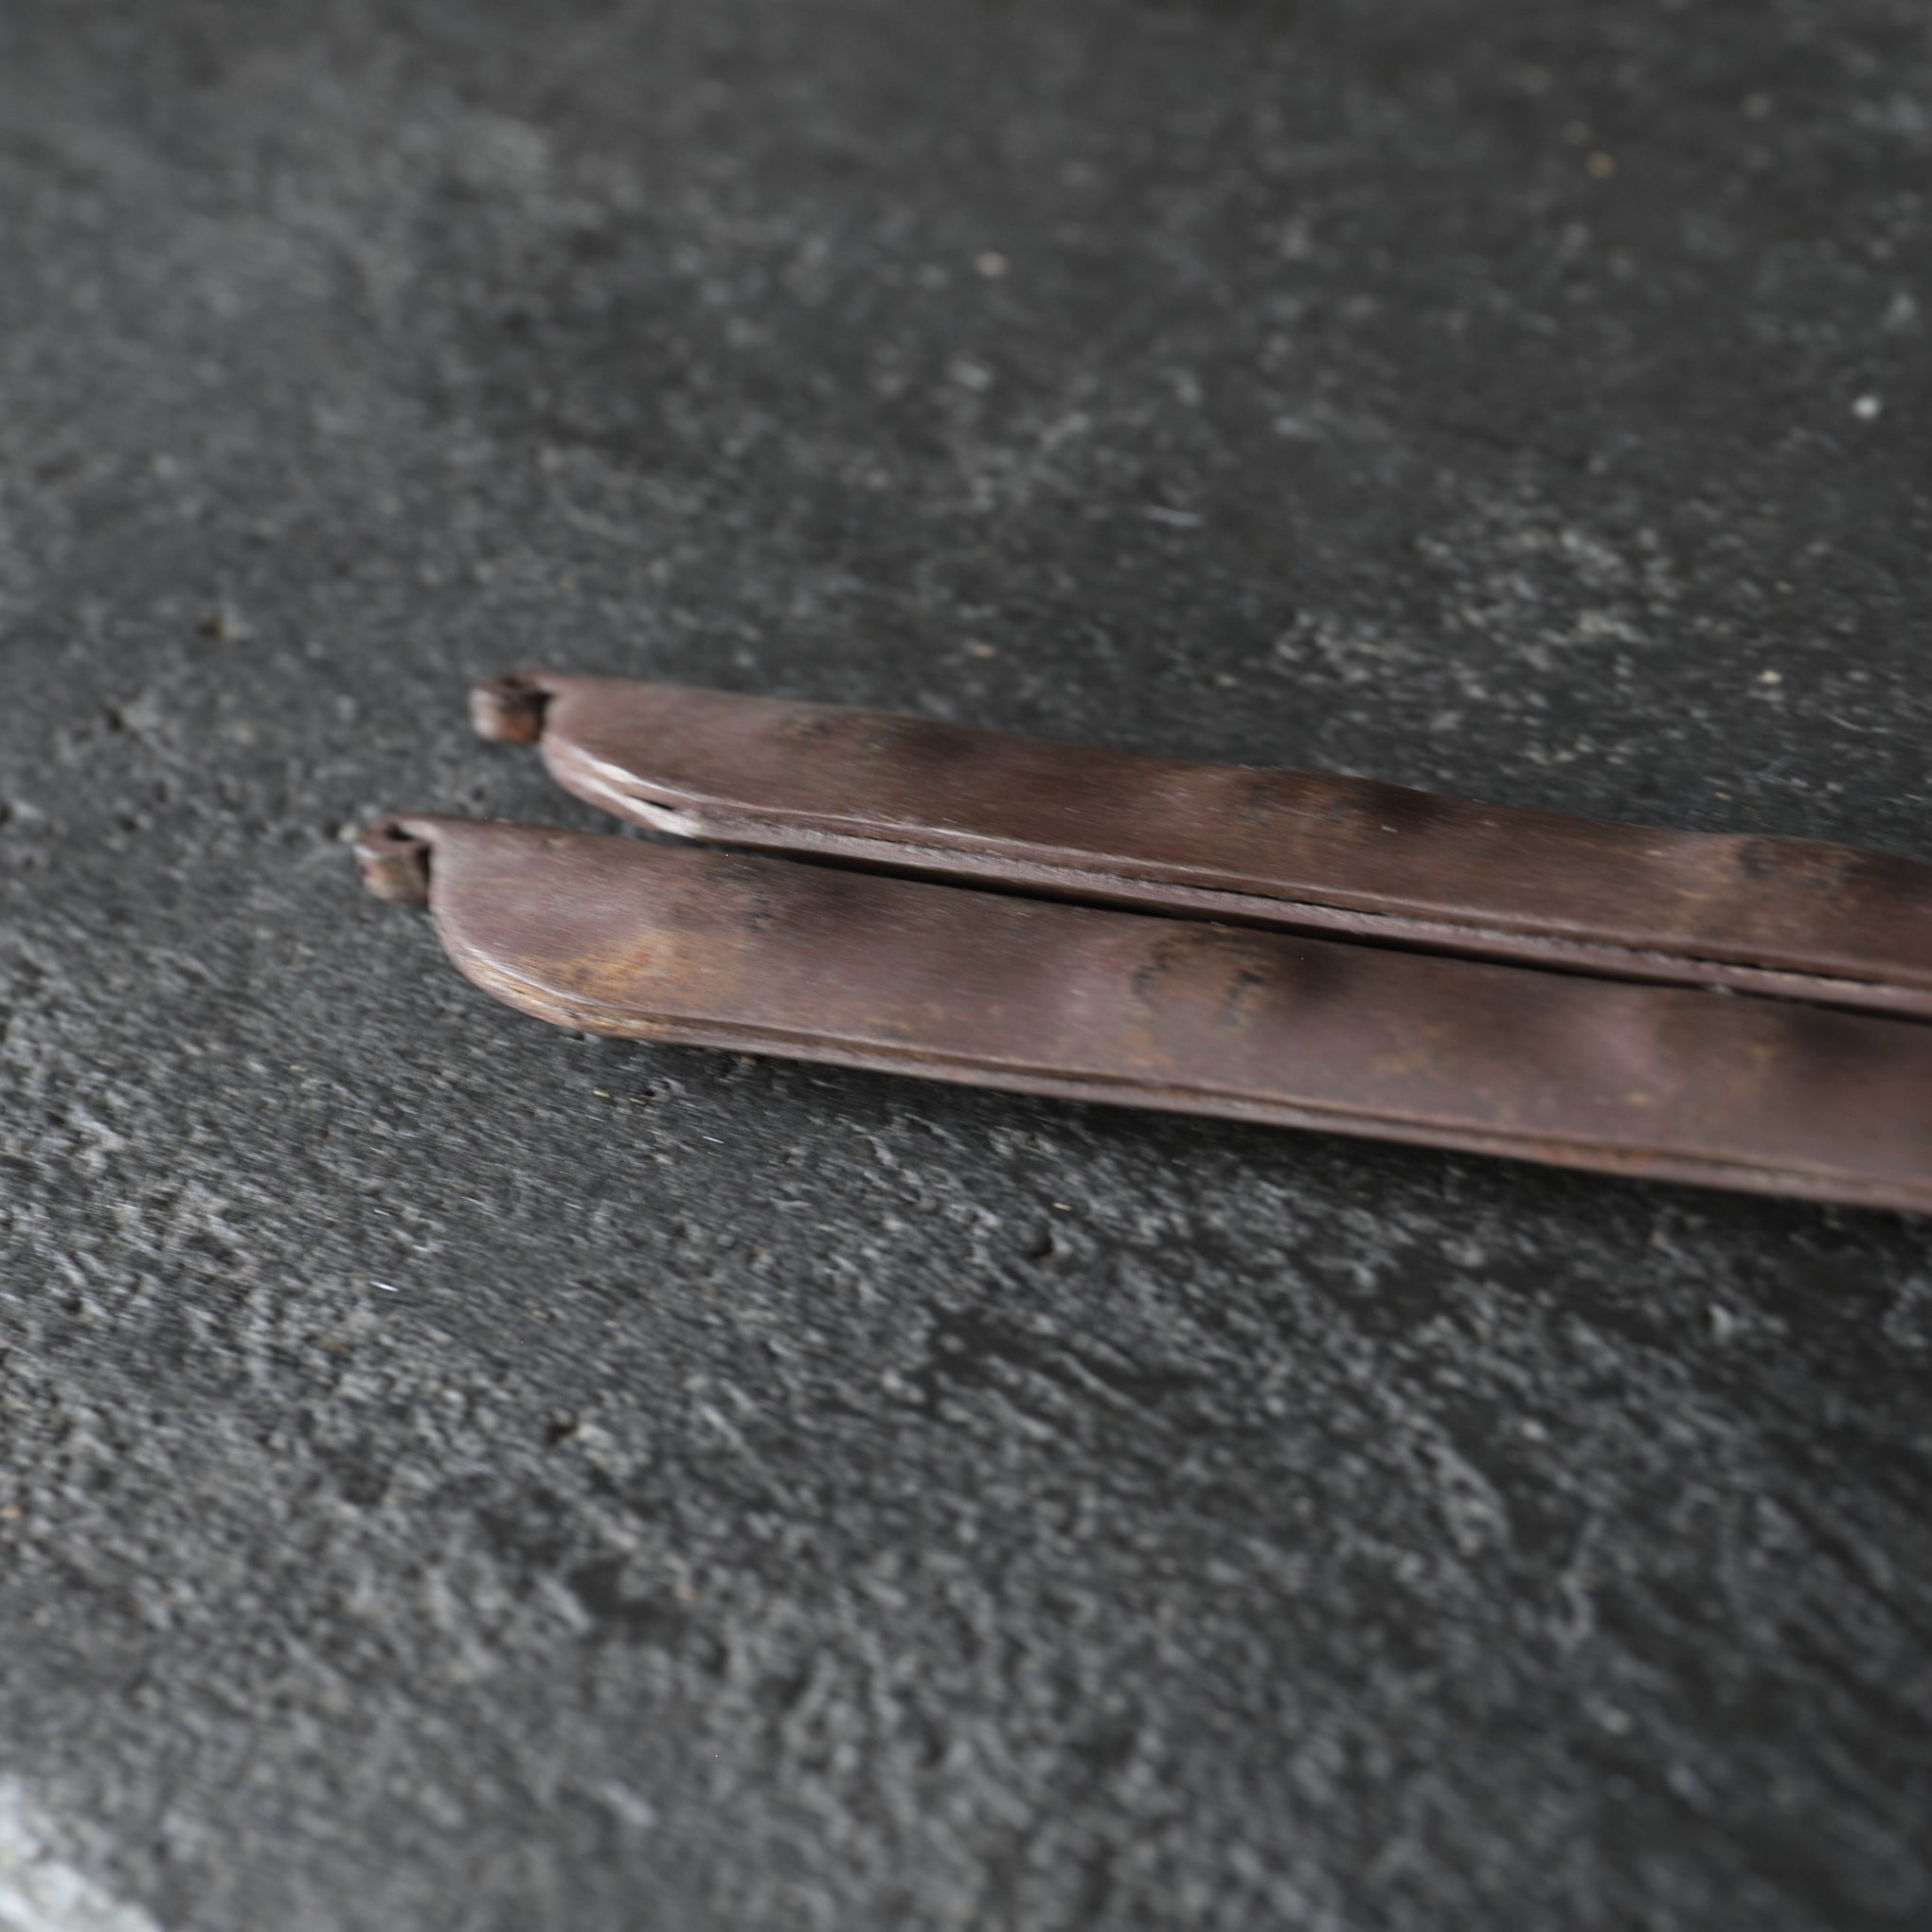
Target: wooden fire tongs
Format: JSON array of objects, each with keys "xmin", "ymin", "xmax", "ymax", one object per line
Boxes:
[{"xmin": 357, "ymin": 673, "xmax": 1932, "ymax": 1213}]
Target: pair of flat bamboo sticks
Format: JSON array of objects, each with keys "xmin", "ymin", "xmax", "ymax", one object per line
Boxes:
[{"xmin": 358, "ymin": 673, "xmax": 1932, "ymax": 1214}]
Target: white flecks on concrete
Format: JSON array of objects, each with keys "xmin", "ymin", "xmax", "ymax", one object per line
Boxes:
[{"xmin": 0, "ymin": 1784, "xmax": 159, "ymax": 1932}]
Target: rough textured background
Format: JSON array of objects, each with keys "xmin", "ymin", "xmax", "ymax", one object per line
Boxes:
[{"xmin": 2, "ymin": 2, "xmax": 1929, "ymax": 1927}]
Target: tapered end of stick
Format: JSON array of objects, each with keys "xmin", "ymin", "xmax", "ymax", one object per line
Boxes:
[
  {"xmin": 355, "ymin": 816, "xmax": 433, "ymax": 903},
  {"xmin": 471, "ymin": 671, "xmax": 553, "ymax": 744}
]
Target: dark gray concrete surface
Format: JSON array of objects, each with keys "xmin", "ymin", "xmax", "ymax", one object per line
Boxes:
[{"xmin": 2, "ymin": 2, "xmax": 1929, "ymax": 1926}]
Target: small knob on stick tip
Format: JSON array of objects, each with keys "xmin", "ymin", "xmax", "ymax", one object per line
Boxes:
[
  {"xmin": 471, "ymin": 672, "xmax": 551, "ymax": 744},
  {"xmin": 356, "ymin": 817, "xmax": 432, "ymax": 903}
]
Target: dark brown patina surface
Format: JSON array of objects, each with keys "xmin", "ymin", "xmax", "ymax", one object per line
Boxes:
[
  {"xmin": 472, "ymin": 672, "xmax": 1932, "ymax": 1018},
  {"xmin": 357, "ymin": 815, "xmax": 1932, "ymax": 1214}
]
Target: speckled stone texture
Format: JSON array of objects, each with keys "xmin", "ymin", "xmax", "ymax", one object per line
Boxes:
[{"xmin": 1, "ymin": 2, "xmax": 1928, "ymax": 1928}]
